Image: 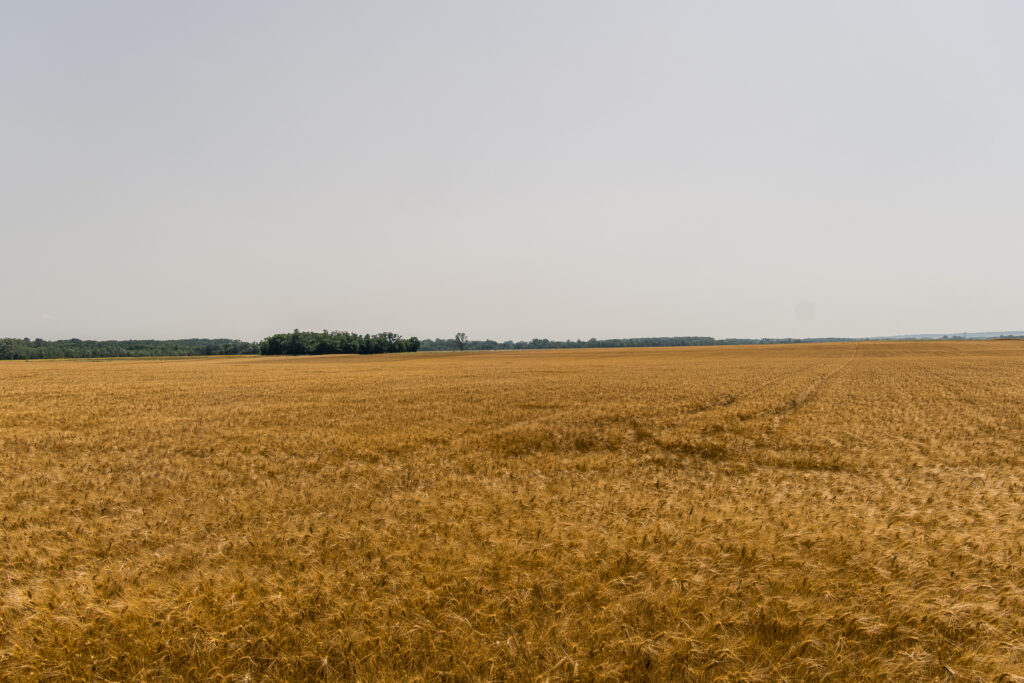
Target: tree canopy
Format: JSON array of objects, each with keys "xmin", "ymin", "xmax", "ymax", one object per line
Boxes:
[
  {"xmin": 416, "ymin": 336, "xmax": 856, "ymax": 351},
  {"xmin": 258, "ymin": 330, "xmax": 420, "ymax": 355},
  {"xmin": 0, "ymin": 338, "xmax": 257, "ymax": 360},
  {"xmin": 1, "ymin": 332, "xmax": 864, "ymax": 361}
]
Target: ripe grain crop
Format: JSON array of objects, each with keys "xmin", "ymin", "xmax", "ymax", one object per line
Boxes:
[{"xmin": 2, "ymin": 342, "xmax": 1024, "ymax": 681}]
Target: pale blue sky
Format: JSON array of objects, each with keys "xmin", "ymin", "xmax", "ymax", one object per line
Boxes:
[{"xmin": 2, "ymin": 1, "xmax": 1021, "ymax": 341}]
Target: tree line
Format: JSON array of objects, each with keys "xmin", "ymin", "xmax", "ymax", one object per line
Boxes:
[
  {"xmin": 417, "ymin": 335, "xmax": 858, "ymax": 351},
  {"xmin": 0, "ymin": 338, "xmax": 257, "ymax": 360},
  {"xmin": 1, "ymin": 331, "xmax": 865, "ymax": 360},
  {"xmin": 258, "ymin": 330, "xmax": 420, "ymax": 355}
]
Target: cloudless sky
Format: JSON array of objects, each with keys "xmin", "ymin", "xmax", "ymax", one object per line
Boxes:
[{"xmin": 2, "ymin": 1, "xmax": 1022, "ymax": 341}]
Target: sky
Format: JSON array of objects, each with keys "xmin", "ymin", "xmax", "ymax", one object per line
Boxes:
[{"xmin": 2, "ymin": 1, "xmax": 1022, "ymax": 342}]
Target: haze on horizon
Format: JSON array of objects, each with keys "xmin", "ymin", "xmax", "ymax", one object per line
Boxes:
[{"xmin": 2, "ymin": 1, "xmax": 1021, "ymax": 343}]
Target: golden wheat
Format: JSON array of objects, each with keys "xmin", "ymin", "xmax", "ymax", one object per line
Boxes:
[{"xmin": 1, "ymin": 342, "xmax": 1023, "ymax": 681}]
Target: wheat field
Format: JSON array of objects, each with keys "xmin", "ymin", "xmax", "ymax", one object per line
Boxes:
[{"xmin": 1, "ymin": 342, "xmax": 1023, "ymax": 681}]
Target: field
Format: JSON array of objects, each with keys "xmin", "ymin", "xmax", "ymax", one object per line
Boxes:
[{"xmin": 2, "ymin": 342, "xmax": 1024, "ymax": 681}]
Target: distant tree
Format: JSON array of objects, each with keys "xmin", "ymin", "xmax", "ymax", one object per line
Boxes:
[
  {"xmin": 0, "ymin": 338, "xmax": 259, "ymax": 360},
  {"xmin": 255, "ymin": 330, "xmax": 418, "ymax": 356},
  {"xmin": 454, "ymin": 332, "xmax": 468, "ymax": 351}
]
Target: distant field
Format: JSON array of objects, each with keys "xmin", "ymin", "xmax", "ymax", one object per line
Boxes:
[{"xmin": 2, "ymin": 342, "xmax": 1023, "ymax": 680}]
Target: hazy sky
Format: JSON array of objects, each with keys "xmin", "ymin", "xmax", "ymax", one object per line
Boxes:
[{"xmin": 3, "ymin": 1, "xmax": 1022, "ymax": 341}]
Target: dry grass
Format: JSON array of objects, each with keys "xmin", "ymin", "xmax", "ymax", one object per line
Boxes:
[{"xmin": 2, "ymin": 342, "xmax": 1024, "ymax": 681}]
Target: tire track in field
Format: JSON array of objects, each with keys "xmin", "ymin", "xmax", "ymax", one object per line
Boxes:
[
  {"xmin": 738, "ymin": 345, "xmax": 860, "ymax": 423},
  {"xmin": 647, "ymin": 346, "xmax": 862, "ymax": 466},
  {"xmin": 433, "ymin": 362, "xmax": 812, "ymax": 459},
  {"xmin": 677, "ymin": 360, "xmax": 832, "ymax": 417},
  {"xmin": 651, "ymin": 350, "xmax": 860, "ymax": 456},
  {"xmin": 483, "ymin": 357, "xmax": 833, "ymax": 439},
  {"xmin": 428, "ymin": 348, "xmax": 861, "ymax": 459}
]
